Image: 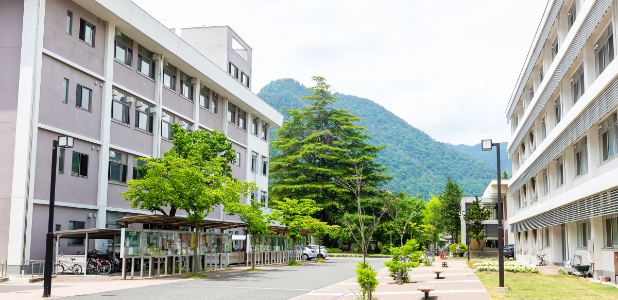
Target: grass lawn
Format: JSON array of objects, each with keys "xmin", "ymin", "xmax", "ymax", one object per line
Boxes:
[{"xmin": 476, "ymin": 271, "xmax": 618, "ymax": 300}]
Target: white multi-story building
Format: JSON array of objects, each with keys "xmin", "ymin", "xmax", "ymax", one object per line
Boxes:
[
  {"xmin": 506, "ymin": 0, "xmax": 618, "ymax": 280},
  {"xmin": 0, "ymin": 0, "xmax": 282, "ymax": 273}
]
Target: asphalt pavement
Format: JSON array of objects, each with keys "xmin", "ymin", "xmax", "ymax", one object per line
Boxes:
[{"xmin": 60, "ymin": 257, "xmax": 388, "ymax": 300}]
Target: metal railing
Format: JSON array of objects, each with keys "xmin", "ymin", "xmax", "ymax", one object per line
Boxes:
[{"xmin": 26, "ymin": 260, "xmax": 45, "ymax": 279}]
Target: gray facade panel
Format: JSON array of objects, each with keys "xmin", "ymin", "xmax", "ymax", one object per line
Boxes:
[
  {"xmin": 162, "ymin": 88, "xmax": 194, "ymax": 120},
  {"xmin": 107, "ymin": 182, "xmax": 132, "ymax": 210},
  {"xmin": 160, "ymin": 139, "xmax": 173, "ymax": 157},
  {"xmin": 112, "ymin": 57, "xmax": 156, "ymax": 101},
  {"xmin": 227, "ymin": 124, "xmax": 247, "ymax": 145},
  {"xmin": 39, "ymin": 54, "xmax": 102, "ymax": 140},
  {"xmin": 33, "ymin": 129, "xmax": 99, "ymax": 206},
  {"xmin": 109, "ymin": 121, "xmax": 153, "ymax": 156}
]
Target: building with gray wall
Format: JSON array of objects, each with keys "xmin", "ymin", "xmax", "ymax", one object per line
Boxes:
[{"xmin": 0, "ymin": 0, "xmax": 283, "ymax": 273}]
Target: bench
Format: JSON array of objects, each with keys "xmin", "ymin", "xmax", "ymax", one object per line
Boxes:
[
  {"xmin": 417, "ymin": 284, "xmax": 435, "ymax": 300},
  {"xmin": 442, "ymin": 262, "xmax": 448, "ymax": 267},
  {"xmin": 433, "ymin": 270, "xmax": 443, "ymax": 279}
]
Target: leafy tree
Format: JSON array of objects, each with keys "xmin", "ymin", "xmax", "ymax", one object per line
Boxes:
[
  {"xmin": 383, "ymin": 239, "xmax": 422, "ymax": 283},
  {"xmin": 270, "ymin": 198, "xmax": 322, "ymax": 261},
  {"xmin": 224, "ymin": 200, "xmax": 271, "ymax": 270},
  {"xmin": 502, "ymin": 170, "xmax": 509, "ymax": 179},
  {"xmin": 308, "ymin": 220, "xmax": 338, "ymax": 258},
  {"xmin": 387, "ymin": 194, "xmax": 424, "ymax": 246},
  {"xmin": 269, "ymin": 76, "xmax": 390, "ymax": 234},
  {"xmin": 355, "ymin": 262, "xmax": 379, "ymax": 300},
  {"xmin": 420, "ymin": 195, "xmax": 442, "ymax": 247},
  {"xmin": 465, "ymin": 196, "xmax": 491, "ymax": 253},
  {"xmin": 440, "ymin": 177, "xmax": 465, "ymax": 243}
]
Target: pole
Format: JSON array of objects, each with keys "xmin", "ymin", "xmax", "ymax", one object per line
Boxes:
[
  {"xmin": 43, "ymin": 140, "xmax": 58, "ymax": 297},
  {"xmin": 390, "ymin": 223, "xmax": 392, "ymax": 249},
  {"xmin": 495, "ymin": 143, "xmax": 504, "ymax": 288}
]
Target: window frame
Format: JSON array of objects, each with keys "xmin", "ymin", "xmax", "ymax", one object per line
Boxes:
[
  {"xmin": 227, "ymin": 102, "xmax": 236, "ymax": 125},
  {"xmin": 542, "ymin": 168, "xmax": 549, "ymax": 196},
  {"xmin": 554, "ymin": 98, "xmax": 562, "ymax": 125},
  {"xmin": 114, "ymin": 31, "xmax": 133, "ymax": 66},
  {"xmin": 78, "ymin": 18, "xmax": 95, "ymax": 47},
  {"xmin": 133, "ymin": 158, "xmax": 147, "ymax": 180},
  {"xmin": 199, "ymin": 85, "xmax": 210, "ymax": 109},
  {"xmin": 551, "ymin": 37, "xmax": 559, "ymax": 60},
  {"xmin": 137, "ymin": 45, "xmax": 156, "ymax": 79},
  {"xmin": 598, "ymin": 112, "xmax": 617, "ymax": 164},
  {"xmin": 556, "ymin": 156, "xmax": 564, "ymax": 188},
  {"xmin": 251, "ymin": 117, "xmax": 259, "ymax": 136},
  {"xmin": 59, "ymin": 148, "xmax": 65, "ymax": 174},
  {"xmin": 111, "ymin": 90, "xmax": 131, "ymax": 125},
  {"xmin": 238, "ymin": 109, "xmax": 246, "ymax": 130},
  {"xmin": 261, "ymin": 123, "xmax": 268, "ymax": 141},
  {"xmin": 71, "ymin": 152, "xmax": 89, "ymax": 177},
  {"xmin": 577, "ymin": 220, "xmax": 591, "ymax": 249},
  {"xmin": 62, "ymin": 78, "xmax": 69, "ymax": 103},
  {"xmin": 161, "ymin": 112, "xmax": 175, "ymax": 140},
  {"xmin": 235, "ymin": 152, "xmax": 241, "ymax": 167},
  {"xmin": 567, "ymin": 2, "xmax": 577, "ymax": 30},
  {"xmin": 228, "ymin": 62, "xmax": 239, "ymax": 79},
  {"xmin": 212, "ymin": 92, "xmax": 218, "ymax": 115},
  {"xmin": 595, "ymin": 24, "xmax": 614, "ymax": 77},
  {"xmin": 179, "ymin": 72, "xmax": 194, "ymax": 100},
  {"xmin": 66, "ymin": 11, "xmax": 73, "ymax": 35},
  {"xmin": 603, "ymin": 215, "xmax": 618, "ymax": 249},
  {"xmin": 135, "ymin": 101, "xmax": 154, "ymax": 133},
  {"xmin": 76, "ymin": 84, "xmax": 92, "ymax": 111},
  {"xmin": 574, "ymin": 136, "xmax": 588, "ymax": 178},
  {"xmin": 108, "ymin": 150, "xmax": 128, "ymax": 183},
  {"xmin": 571, "ymin": 65, "xmax": 585, "ymax": 105},
  {"xmin": 261, "ymin": 156, "xmax": 268, "ymax": 176},
  {"xmin": 67, "ymin": 221, "xmax": 85, "ymax": 245}
]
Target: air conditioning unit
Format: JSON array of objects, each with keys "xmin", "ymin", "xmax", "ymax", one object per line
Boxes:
[
  {"xmin": 125, "ymin": 96, "xmax": 134, "ymax": 103},
  {"xmin": 191, "ymin": 78, "xmax": 197, "ymax": 85},
  {"xmin": 152, "ymin": 54, "xmax": 161, "ymax": 61},
  {"xmin": 179, "ymin": 120, "xmax": 187, "ymax": 127},
  {"xmin": 112, "ymin": 91, "xmax": 122, "ymax": 101},
  {"xmin": 109, "ymin": 150, "xmax": 116, "ymax": 158},
  {"xmin": 135, "ymin": 101, "xmax": 143, "ymax": 108},
  {"xmin": 161, "ymin": 111, "xmax": 167, "ymax": 117}
]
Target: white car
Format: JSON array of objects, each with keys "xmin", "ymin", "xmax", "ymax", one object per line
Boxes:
[
  {"xmin": 301, "ymin": 246, "xmax": 318, "ymax": 260},
  {"xmin": 308, "ymin": 245, "xmax": 328, "ymax": 259}
]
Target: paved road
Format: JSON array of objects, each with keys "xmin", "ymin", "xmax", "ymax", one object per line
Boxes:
[{"xmin": 61, "ymin": 257, "xmax": 388, "ymax": 300}]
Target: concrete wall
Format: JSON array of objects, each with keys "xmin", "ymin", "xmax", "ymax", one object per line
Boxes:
[
  {"xmin": 112, "ymin": 44, "xmax": 156, "ymax": 101},
  {"xmin": 0, "ymin": 0, "xmax": 25, "ymax": 263}
]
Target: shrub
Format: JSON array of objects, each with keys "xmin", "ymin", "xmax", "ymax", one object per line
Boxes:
[
  {"xmin": 327, "ymin": 248, "xmax": 343, "ymax": 253},
  {"xmin": 355, "ymin": 262, "xmax": 379, "ymax": 300},
  {"xmin": 449, "ymin": 243, "xmax": 467, "ymax": 256},
  {"xmin": 383, "ymin": 239, "xmax": 421, "ymax": 283},
  {"xmin": 379, "ymin": 244, "xmax": 391, "ymax": 255},
  {"xmin": 354, "ymin": 247, "xmax": 362, "ymax": 253},
  {"xmin": 287, "ymin": 259, "xmax": 300, "ymax": 266}
]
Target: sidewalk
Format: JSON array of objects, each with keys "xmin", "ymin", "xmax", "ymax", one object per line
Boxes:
[{"xmin": 292, "ymin": 259, "xmax": 491, "ymax": 300}]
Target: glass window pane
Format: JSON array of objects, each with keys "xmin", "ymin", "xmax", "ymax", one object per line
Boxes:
[
  {"xmin": 82, "ymin": 88, "xmax": 90, "ymax": 110},
  {"xmin": 613, "ymin": 217, "xmax": 618, "ymax": 245},
  {"xmin": 140, "ymin": 58, "xmax": 150, "ymax": 76},
  {"xmin": 110, "ymin": 162, "xmax": 120, "ymax": 181},
  {"xmin": 59, "ymin": 148, "xmax": 64, "ymax": 173},
  {"xmin": 138, "ymin": 111, "xmax": 147, "ymax": 130},
  {"xmin": 85, "ymin": 24, "xmax": 93, "ymax": 45},
  {"xmin": 115, "ymin": 42, "xmax": 126, "ymax": 62},
  {"xmin": 66, "ymin": 11, "xmax": 72, "ymax": 34},
  {"xmin": 69, "ymin": 221, "xmax": 75, "ymax": 230},
  {"xmin": 162, "ymin": 122, "xmax": 170, "ymax": 139},
  {"xmin": 62, "ymin": 79, "xmax": 69, "ymax": 103},
  {"xmin": 72, "ymin": 152, "xmax": 80, "ymax": 174},
  {"xmin": 107, "ymin": 213, "xmax": 119, "ymax": 223},
  {"xmin": 112, "ymin": 101, "xmax": 122, "ymax": 121}
]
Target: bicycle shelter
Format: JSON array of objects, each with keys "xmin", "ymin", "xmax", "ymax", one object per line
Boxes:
[{"xmin": 53, "ymin": 228, "xmax": 121, "ymax": 275}]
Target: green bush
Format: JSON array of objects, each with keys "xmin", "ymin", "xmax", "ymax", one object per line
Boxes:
[
  {"xmin": 355, "ymin": 262, "xmax": 379, "ymax": 300},
  {"xmin": 449, "ymin": 243, "xmax": 467, "ymax": 255},
  {"xmin": 326, "ymin": 248, "xmax": 343, "ymax": 253},
  {"xmin": 379, "ymin": 244, "xmax": 391, "ymax": 255},
  {"xmin": 383, "ymin": 239, "xmax": 421, "ymax": 283},
  {"xmin": 354, "ymin": 247, "xmax": 362, "ymax": 253}
]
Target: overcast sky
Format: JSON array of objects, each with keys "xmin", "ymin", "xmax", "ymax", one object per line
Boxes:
[{"xmin": 133, "ymin": 0, "xmax": 549, "ymax": 146}]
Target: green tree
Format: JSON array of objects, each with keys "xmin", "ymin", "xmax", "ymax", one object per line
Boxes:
[
  {"xmin": 387, "ymin": 194, "xmax": 424, "ymax": 246},
  {"xmin": 465, "ymin": 196, "xmax": 491, "ymax": 253},
  {"xmin": 308, "ymin": 220, "xmax": 338, "ymax": 259},
  {"xmin": 421, "ymin": 195, "xmax": 443, "ymax": 247},
  {"xmin": 440, "ymin": 177, "xmax": 465, "ymax": 243},
  {"xmin": 123, "ymin": 124, "xmax": 254, "ymax": 275},
  {"xmin": 383, "ymin": 239, "xmax": 422, "ymax": 283},
  {"xmin": 270, "ymin": 198, "xmax": 322, "ymax": 261},
  {"xmin": 269, "ymin": 76, "xmax": 390, "ymax": 230},
  {"xmin": 224, "ymin": 200, "xmax": 271, "ymax": 270},
  {"xmin": 502, "ymin": 170, "xmax": 509, "ymax": 179}
]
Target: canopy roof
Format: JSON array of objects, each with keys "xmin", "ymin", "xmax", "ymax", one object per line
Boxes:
[{"xmin": 54, "ymin": 228, "xmax": 121, "ymax": 239}]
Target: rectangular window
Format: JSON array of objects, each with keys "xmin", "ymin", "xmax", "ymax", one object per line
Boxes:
[
  {"xmin": 161, "ymin": 112, "xmax": 174, "ymax": 140},
  {"xmin": 539, "ymin": 66, "xmax": 544, "ymax": 82},
  {"xmin": 238, "ymin": 109, "xmax": 246, "ymax": 130},
  {"xmin": 235, "ymin": 152, "xmax": 241, "ymax": 167},
  {"xmin": 71, "ymin": 152, "xmax": 89, "ymax": 177},
  {"xmin": 604, "ymin": 217, "xmax": 618, "ymax": 248},
  {"xmin": 227, "ymin": 102, "xmax": 236, "ymax": 124},
  {"xmin": 240, "ymin": 72, "xmax": 250, "ymax": 88},
  {"xmin": 66, "ymin": 11, "xmax": 73, "ymax": 35},
  {"xmin": 59, "ymin": 148, "xmax": 65, "ymax": 173},
  {"xmin": 529, "ymin": 87, "xmax": 534, "ymax": 102},
  {"xmin": 179, "ymin": 72, "xmax": 193, "ymax": 100},
  {"xmin": 108, "ymin": 150, "xmax": 128, "ymax": 183},
  {"xmin": 554, "ymin": 98, "xmax": 561, "ymax": 125},
  {"xmin": 76, "ymin": 84, "xmax": 91, "ymax": 111},
  {"xmin": 261, "ymin": 156, "xmax": 268, "ymax": 175},
  {"xmin": 62, "ymin": 78, "xmax": 69, "ymax": 103},
  {"xmin": 199, "ymin": 85, "xmax": 210, "ymax": 109},
  {"xmin": 228, "ymin": 62, "xmax": 239, "ymax": 79},
  {"xmin": 111, "ymin": 90, "xmax": 131, "ymax": 124},
  {"xmin": 137, "ymin": 46, "xmax": 155, "ymax": 79},
  {"xmin": 541, "ymin": 118, "xmax": 546, "ymax": 141},
  {"xmin": 68, "ymin": 221, "xmax": 85, "ymax": 245},
  {"xmin": 530, "ymin": 177, "xmax": 537, "ymax": 201},
  {"xmin": 595, "ymin": 24, "xmax": 614, "ymax": 77},
  {"xmin": 78, "ymin": 19, "xmax": 95, "ymax": 47},
  {"xmin": 251, "ymin": 152, "xmax": 257, "ymax": 172},
  {"xmin": 261, "ymin": 123, "xmax": 268, "ymax": 141},
  {"xmin": 135, "ymin": 101, "xmax": 154, "ymax": 133},
  {"xmin": 599, "ymin": 112, "xmax": 617, "ymax": 163},
  {"xmin": 567, "ymin": 2, "xmax": 577, "ymax": 30},
  {"xmin": 114, "ymin": 30, "xmax": 132, "ymax": 66},
  {"xmin": 574, "ymin": 136, "xmax": 588, "ymax": 177},
  {"xmin": 577, "ymin": 221, "xmax": 591, "ymax": 248},
  {"xmin": 556, "ymin": 156, "xmax": 564, "ymax": 188},
  {"xmin": 106, "ymin": 213, "xmax": 122, "ymax": 244},
  {"xmin": 261, "ymin": 191, "xmax": 267, "ymax": 205},
  {"xmin": 545, "ymin": 227, "xmax": 550, "ymax": 247},
  {"xmin": 571, "ymin": 66, "xmax": 585, "ymax": 104},
  {"xmin": 212, "ymin": 92, "xmax": 218, "ymax": 114},
  {"xmin": 551, "ymin": 37, "xmax": 559, "ymax": 60},
  {"xmin": 252, "ymin": 117, "xmax": 259, "ymax": 135},
  {"xmin": 133, "ymin": 159, "xmax": 146, "ymax": 180},
  {"xmin": 542, "ymin": 169, "xmax": 548, "ymax": 196},
  {"xmin": 163, "ymin": 61, "xmax": 177, "ymax": 90}
]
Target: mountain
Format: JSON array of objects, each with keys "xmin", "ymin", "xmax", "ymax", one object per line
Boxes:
[
  {"xmin": 446, "ymin": 142, "xmax": 511, "ymax": 178},
  {"xmin": 258, "ymin": 78, "xmax": 500, "ymax": 198}
]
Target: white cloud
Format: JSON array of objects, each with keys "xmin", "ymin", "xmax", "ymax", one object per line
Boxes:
[{"xmin": 132, "ymin": 0, "xmax": 548, "ymax": 145}]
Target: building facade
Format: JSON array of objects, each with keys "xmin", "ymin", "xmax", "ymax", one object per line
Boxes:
[
  {"xmin": 506, "ymin": 0, "xmax": 618, "ymax": 279},
  {"xmin": 0, "ymin": 0, "xmax": 283, "ymax": 273}
]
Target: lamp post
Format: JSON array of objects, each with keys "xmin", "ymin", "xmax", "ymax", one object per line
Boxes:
[
  {"xmin": 481, "ymin": 139, "xmax": 507, "ymax": 291},
  {"xmin": 462, "ymin": 210, "xmax": 470, "ymax": 261},
  {"xmin": 43, "ymin": 136, "xmax": 74, "ymax": 297}
]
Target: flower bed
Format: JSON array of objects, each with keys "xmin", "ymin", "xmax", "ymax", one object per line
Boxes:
[{"xmin": 473, "ymin": 262, "xmax": 539, "ymax": 273}]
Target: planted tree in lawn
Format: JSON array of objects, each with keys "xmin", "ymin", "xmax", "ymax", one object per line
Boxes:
[
  {"xmin": 440, "ymin": 177, "xmax": 465, "ymax": 243},
  {"xmin": 308, "ymin": 220, "xmax": 338, "ymax": 260},
  {"xmin": 123, "ymin": 124, "xmax": 254, "ymax": 275},
  {"xmin": 224, "ymin": 200, "xmax": 271, "ymax": 270},
  {"xmin": 387, "ymin": 194, "xmax": 424, "ymax": 246},
  {"xmin": 384, "ymin": 239, "xmax": 422, "ymax": 283},
  {"xmin": 270, "ymin": 198, "xmax": 322, "ymax": 263},
  {"xmin": 421, "ymin": 195, "xmax": 443, "ymax": 247},
  {"xmin": 465, "ymin": 196, "xmax": 491, "ymax": 253}
]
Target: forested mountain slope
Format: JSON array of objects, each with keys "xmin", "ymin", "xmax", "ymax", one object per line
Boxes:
[
  {"xmin": 446, "ymin": 142, "xmax": 511, "ymax": 178},
  {"xmin": 258, "ymin": 78, "xmax": 501, "ymax": 198}
]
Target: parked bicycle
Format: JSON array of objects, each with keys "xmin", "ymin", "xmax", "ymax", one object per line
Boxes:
[
  {"xmin": 536, "ymin": 253, "xmax": 546, "ymax": 266},
  {"xmin": 54, "ymin": 252, "xmax": 83, "ymax": 275}
]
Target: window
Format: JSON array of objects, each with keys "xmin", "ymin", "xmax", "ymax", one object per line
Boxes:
[
  {"xmin": 228, "ymin": 62, "xmax": 239, "ymax": 79},
  {"xmin": 135, "ymin": 101, "xmax": 154, "ymax": 133},
  {"xmin": 62, "ymin": 78, "xmax": 69, "ymax": 103},
  {"xmin": 71, "ymin": 152, "xmax": 88, "ymax": 177},
  {"xmin": 595, "ymin": 24, "xmax": 614, "ymax": 77},
  {"xmin": 261, "ymin": 156, "xmax": 268, "ymax": 175},
  {"xmin": 539, "ymin": 67, "xmax": 544, "ymax": 82},
  {"xmin": 261, "ymin": 123, "xmax": 268, "ymax": 141},
  {"xmin": 227, "ymin": 102, "xmax": 236, "ymax": 124},
  {"xmin": 529, "ymin": 131, "xmax": 535, "ymax": 151},
  {"xmin": 554, "ymin": 98, "xmax": 561, "ymax": 125},
  {"xmin": 261, "ymin": 191, "xmax": 267, "ymax": 206},
  {"xmin": 137, "ymin": 46, "xmax": 155, "ymax": 79},
  {"xmin": 529, "ymin": 87, "xmax": 534, "ymax": 102},
  {"xmin": 66, "ymin": 11, "xmax": 72, "ymax": 35},
  {"xmin": 56, "ymin": 224, "xmax": 61, "ymax": 231},
  {"xmin": 163, "ymin": 61, "xmax": 177, "ymax": 90},
  {"xmin": 58, "ymin": 148, "xmax": 65, "ymax": 173},
  {"xmin": 604, "ymin": 216, "xmax": 618, "ymax": 248},
  {"xmin": 567, "ymin": 2, "xmax": 577, "ymax": 30},
  {"xmin": 252, "ymin": 117, "xmax": 259, "ymax": 135},
  {"xmin": 522, "ymin": 185, "xmax": 528, "ymax": 207},
  {"xmin": 574, "ymin": 136, "xmax": 588, "ymax": 177},
  {"xmin": 599, "ymin": 112, "xmax": 618, "ymax": 163},
  {"xmin": 161, "ymin": 112, "xmax": 189, "ymax": 139},
  {"xmin": 180, "ymin": 72, "xmax": 193, "ymax": 100},
  {"xmin": 133, "ymin": 159, "xmax": 146, "ymax": 180},
  {"xmin": 76, "ymin": 84, "xmax": 92, "ymax": 111},
  {"xmin": 556, "ymin": 156, "xmax": 564, "ymax": 188},
  {"xmin": 212, "ymin": 92, "xmax": 218, "ymax": 114},
  {"xmin": 541, "ymin": 118, "xmax": 546, "ymax": 141},
  {"xmin": 530, "ymin": 177, "xmax": 537, "ymax": 201},
  {"xmin": 111, "ymin": 90, "xmax": 131, "ymax": 124},
  {"xmin": 240, "ymin": 72, "xmax": 250, "ymax": 88},
  {"xmin": 542, "ymin": 169, "xmax": 548, "ymax": 196},
  {"xmin": 108, "ymin": 150, "xmax": 127, "ymax": 183},
  {"xmin": 251, "ymin": 152, "xmax": 257, "ymax": 172},
  {"xmin": 68, "ymin": 221, "xmax": 85, "ymax": 245},
  {"xmin": 551, "ymin": 37, "xmax": 558, "ymax": 60},
  {"xmin": 238, "ymin": 109, "xmax": 246, "ymax": 130},
  {"xmin": 78, "ymin": 19, "xmax": 95, "ymax": 47},
  {"xmin": 577, "ymin": 221, "xmax": 591, "ymax": 248},
  {"xmin": 235, "ymin": 152, "xmax": 240, "ymax": 167},
  {"xmin": 106, "ymin": 213, "xmax": 122, "ymax": 244},
  {"xmin": 571, "ymin": 66, "xmax": 585, "ymax": 104},
  {"xmin": 114, "ymin": 30, "xmax": 132, "ymax": 66},
  {"xmin": 545, "ymin": 227, "xmax": 550, "ymax": 247},
  {"xmin": 199, "ymin": 85, "xmax": 210, "ymax": 109}
]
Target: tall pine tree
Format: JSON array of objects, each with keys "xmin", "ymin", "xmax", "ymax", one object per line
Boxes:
[
  {"xmin": 440, "ymin": 177, "xmax": 465, "ymax": 243},
  {"xmin": 269, "ymin": 76, "xmax": 390, "ymax": 224}
]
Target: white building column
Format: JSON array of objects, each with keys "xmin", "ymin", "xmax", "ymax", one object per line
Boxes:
[
  {"xmin": 153, "ymin": 55, "xmax": 163, "ymax": 158},
  {"xmin": 192, "ymin": 79, "xmax": 199, "ymax": 127}
]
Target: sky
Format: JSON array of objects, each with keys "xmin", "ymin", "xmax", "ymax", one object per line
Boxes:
[{"xmin": 132, "ymin": 0, "xmax": 549, "ymax": 146}]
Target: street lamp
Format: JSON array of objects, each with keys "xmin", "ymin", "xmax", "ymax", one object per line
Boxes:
[
  {"xmin": 43, "ymin": 136, "xmax": 74, "ymax": 297},
  {"xmin": 461, "ymin": 209, "xmax": 470, "ymax": 261},
  {"xmin": 481, "ymin": 139, "xmax": 508, "ymax": 291}
]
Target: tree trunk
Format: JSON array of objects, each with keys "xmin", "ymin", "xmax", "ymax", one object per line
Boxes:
[
  {"xmin": 251, "ymin": 237, "xmax": 256, "ymax": 270},
  {"xmin": 193, "ymin": 220, "xmax": 199, "ymax": 275},
  {"xmin": 347, "ymin": 242, "xmax": 352, "ymax": 252}
]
